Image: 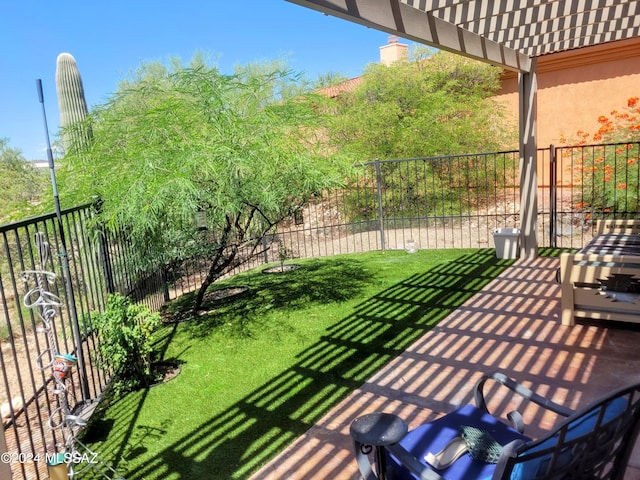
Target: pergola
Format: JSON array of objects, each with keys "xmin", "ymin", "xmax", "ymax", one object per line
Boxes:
[{"xmin": 286, "ymin": 0, "xmax": 640, "ymax": 258}]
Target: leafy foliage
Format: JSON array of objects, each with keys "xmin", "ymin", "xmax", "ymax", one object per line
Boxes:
[
  {"xmin": 325, "ymin": 48, "xmax": 515, "ymax": 160},
  {"xmin": 276, "ymin": 240, "xmax": 295, "ymax": 270},
  {"xmin": 320, "ymin": 49, "xmax": 516, "ymax": 223},
  {"xmin": 0, "ymin": 138, "xmax": 48, "ymax": 223},
  {"xmin": 93, "ymin": 293, "xmax": 160, "ymax": 395},
  {"xmin": 560, "ymin": 97, "xmax": 640, "ymax": 213},
  {"xmin": 58, "ymin": 55, "xmax": 351, "ymax": 310}
]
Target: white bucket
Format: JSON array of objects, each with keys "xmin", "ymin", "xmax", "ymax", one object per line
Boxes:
[{"xmin": 492, "ymin": 228, "xmax": 520, "ymax": 259}]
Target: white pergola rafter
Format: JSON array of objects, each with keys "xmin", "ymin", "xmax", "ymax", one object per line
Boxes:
[
  {"xmin": 287, "ymin": 0, "xmax": 533, "ymax": 71},
  {"xmin": 455, "ymin": 1, "xmax": 640, "ymax": 56},
  {"xmin": 285, "ymin": 0, "xmax": 640, "ymax": 258},
  {"xmin": 402, "ymin": 0, "xmax": 640, "ymax": 57}
]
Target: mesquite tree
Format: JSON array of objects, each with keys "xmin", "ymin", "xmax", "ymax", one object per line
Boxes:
[{"xmin": 58, "ymin": 56, "xmax": 349, "ymax": 311}]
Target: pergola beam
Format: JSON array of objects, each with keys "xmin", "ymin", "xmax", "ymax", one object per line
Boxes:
[
  {"xmin": 286, "ymin": 0, "xmax": 532, "ymax": 72},
  {"xmin": 519, "ymin": 61, "xmax": 539, "ymax": 259}
]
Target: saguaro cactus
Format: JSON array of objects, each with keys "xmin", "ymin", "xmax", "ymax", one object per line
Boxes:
[{"xmin": 55, "ymin": 53, "xmax": 92, "ymax": 153}]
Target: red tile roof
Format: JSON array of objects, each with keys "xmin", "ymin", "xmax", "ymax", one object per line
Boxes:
[{"xmin": 315, "ymin": 76, "xmax": 363, "ymax": 98}]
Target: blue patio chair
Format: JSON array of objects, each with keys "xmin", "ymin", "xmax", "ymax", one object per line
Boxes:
[{"xmin": 350, "ymin": 372, "xmax": 640, "ymax": 480}]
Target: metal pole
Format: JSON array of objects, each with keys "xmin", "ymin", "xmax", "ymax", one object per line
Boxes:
[
  {"xmin": 549, "ymin": 144, "xmax": 557, "ymax": 248},
  {"xmin": 375, "ymin": 159, "xmax": 386, "ymax": 251},
  {"xmin": 93, "ymin": 198, "xmax": 116, "ymax": 294},
  {"xmin": 36, "ymin": 79, "xmax": 90, "ymax": 401}
]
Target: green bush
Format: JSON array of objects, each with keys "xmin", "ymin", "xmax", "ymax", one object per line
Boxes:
[
  {"xmin": 93, "ymin": 293, "xmax": 160, "ymax": 395},
  {"xmin": 561, "ymin": 97, "xmax": 640, "ymax": 213},
  {"xmin": 568, "ymin": 143, "xmax": 639, "ymax": 213}
]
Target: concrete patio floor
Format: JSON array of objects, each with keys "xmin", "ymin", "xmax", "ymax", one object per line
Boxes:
[{"xmin": 251, "ymin": 254, "xmax": 640, "ymax": 480}]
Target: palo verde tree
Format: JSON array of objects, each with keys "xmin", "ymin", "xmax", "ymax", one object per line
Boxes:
[{"xmin": 58, "ymin": 55, "xmax": 350, "ymax": 311}]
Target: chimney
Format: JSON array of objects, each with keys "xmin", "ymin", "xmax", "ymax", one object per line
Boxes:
[{"xmin": 379, "ymin": 35, "xmax": 408, "ymax": 66}]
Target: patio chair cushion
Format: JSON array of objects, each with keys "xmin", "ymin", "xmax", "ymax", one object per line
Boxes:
[
  {"xmin": 384, "ymin": 404, "xmax": 530, "ymax": 480},
  {"xmin": 510, "ymin": 396, "xmax": 628, "ymax": 480}
]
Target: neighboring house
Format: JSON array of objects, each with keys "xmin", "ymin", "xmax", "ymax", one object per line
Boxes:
[
  {"xmin": 315, "ymin": 35, "xmax": 406, "ymax": 98},
  {"xmin": 316, "ymin": 76, "xmax": 364, "ymax": 98},
  {"xmin": 495, "ymin": 36, "xmax": 640, "ymax": 148}
]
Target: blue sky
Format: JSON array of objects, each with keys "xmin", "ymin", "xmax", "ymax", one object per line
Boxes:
[{"xmin": 1, "ymin": 1, "xmax": 400, "ymax": 160}]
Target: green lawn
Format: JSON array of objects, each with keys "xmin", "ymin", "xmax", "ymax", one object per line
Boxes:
[{"xmin": 81, "ymin": 248, "xmax": 514, "ymax": 480}]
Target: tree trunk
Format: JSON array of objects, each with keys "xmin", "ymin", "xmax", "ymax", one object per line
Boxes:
[
  {"xmin": 194, "ymin": 248, "xmax": 237, "ymax": 312},
  {"xmin": 192, "ymin": 205, "xmax": 278, "ymax": 311}
]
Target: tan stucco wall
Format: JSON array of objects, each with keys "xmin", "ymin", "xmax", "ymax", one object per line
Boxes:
[{"xmin": 495, "ymin": 36, "xmax": 640, "ymax": 149}]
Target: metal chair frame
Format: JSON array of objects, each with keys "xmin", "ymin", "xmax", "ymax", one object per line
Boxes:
[{"xmin": 350, "ymin": 372, "xmax": 640, "ymax": 480}]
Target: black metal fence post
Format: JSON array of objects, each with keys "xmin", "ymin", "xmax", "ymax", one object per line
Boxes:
[
  {"xmin": 374, "ymin": 159, "xmax": 386, "ymax": 251},
  {"xmin": 162, "ymin": 266, "xmax": 170, "ymax": 303},
  {"xmin": 549, "ymin": 144, "xmax": 557, "ymax": 248},
  {"xmin": 93, "ymin": 200, "xmax": 115, "ymax": 295}
]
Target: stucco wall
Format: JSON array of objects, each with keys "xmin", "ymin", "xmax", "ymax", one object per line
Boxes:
[{"xmin": 495, "ymin": 36, "xmax": 640, "ymax": 149}]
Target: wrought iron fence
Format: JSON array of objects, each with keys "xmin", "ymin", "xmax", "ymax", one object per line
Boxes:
[
  {"xmin": 273, "ymin": 141, "xmax": 638, "ymax": 259},
  {"xmin": 550, "ymin": 141, "xmax": 640, "ymax": 247},
  {"xmin": 1, "ymin": 142, "xmax": 638, "ymax": 479},
  {"xmin": 275, "ymin": 151, "xmax": 522, "ymax": 256},
  {"xmin": 0, "ymin": 206, "xmax": 172, "ymax": 479},
  {"xmin": 0, "ymin": 206, "xmax": 109, "ymax": 480}
]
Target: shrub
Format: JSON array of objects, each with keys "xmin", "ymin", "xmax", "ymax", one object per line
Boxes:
[
  {"xmin": 561, "ymin": 97, "xmax": 640, "ymax": 213},
  {"xmin": 277, "ymin": 241, "xmax": 295, "ymax": 270},
  {"xmin": 93, "ymin": 293, "xmax": 160, "ymax": 395}
]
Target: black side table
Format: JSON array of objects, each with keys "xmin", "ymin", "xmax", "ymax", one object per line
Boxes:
[{"xmin": 350, "ymin": 412, "xmax": 408, "ymax": 480}]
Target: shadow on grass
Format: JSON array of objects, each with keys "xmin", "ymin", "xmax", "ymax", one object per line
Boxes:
[
  {"xmin": 167, "ymin": 256, "xmax": 376, "ymax": 339},
  {"xmin": 85, "ymin": 249, "xmax": 513, "ymax": 480}
]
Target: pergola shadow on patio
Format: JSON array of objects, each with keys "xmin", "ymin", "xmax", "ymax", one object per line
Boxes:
[{"xmin": 251, "ymin": 253, "xmax": 640, "ymax": 480}]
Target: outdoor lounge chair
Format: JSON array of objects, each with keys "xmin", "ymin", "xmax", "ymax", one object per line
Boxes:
[{"xmin": 350, "ymin": 372, "xmax": 640, "ymax": 480}]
